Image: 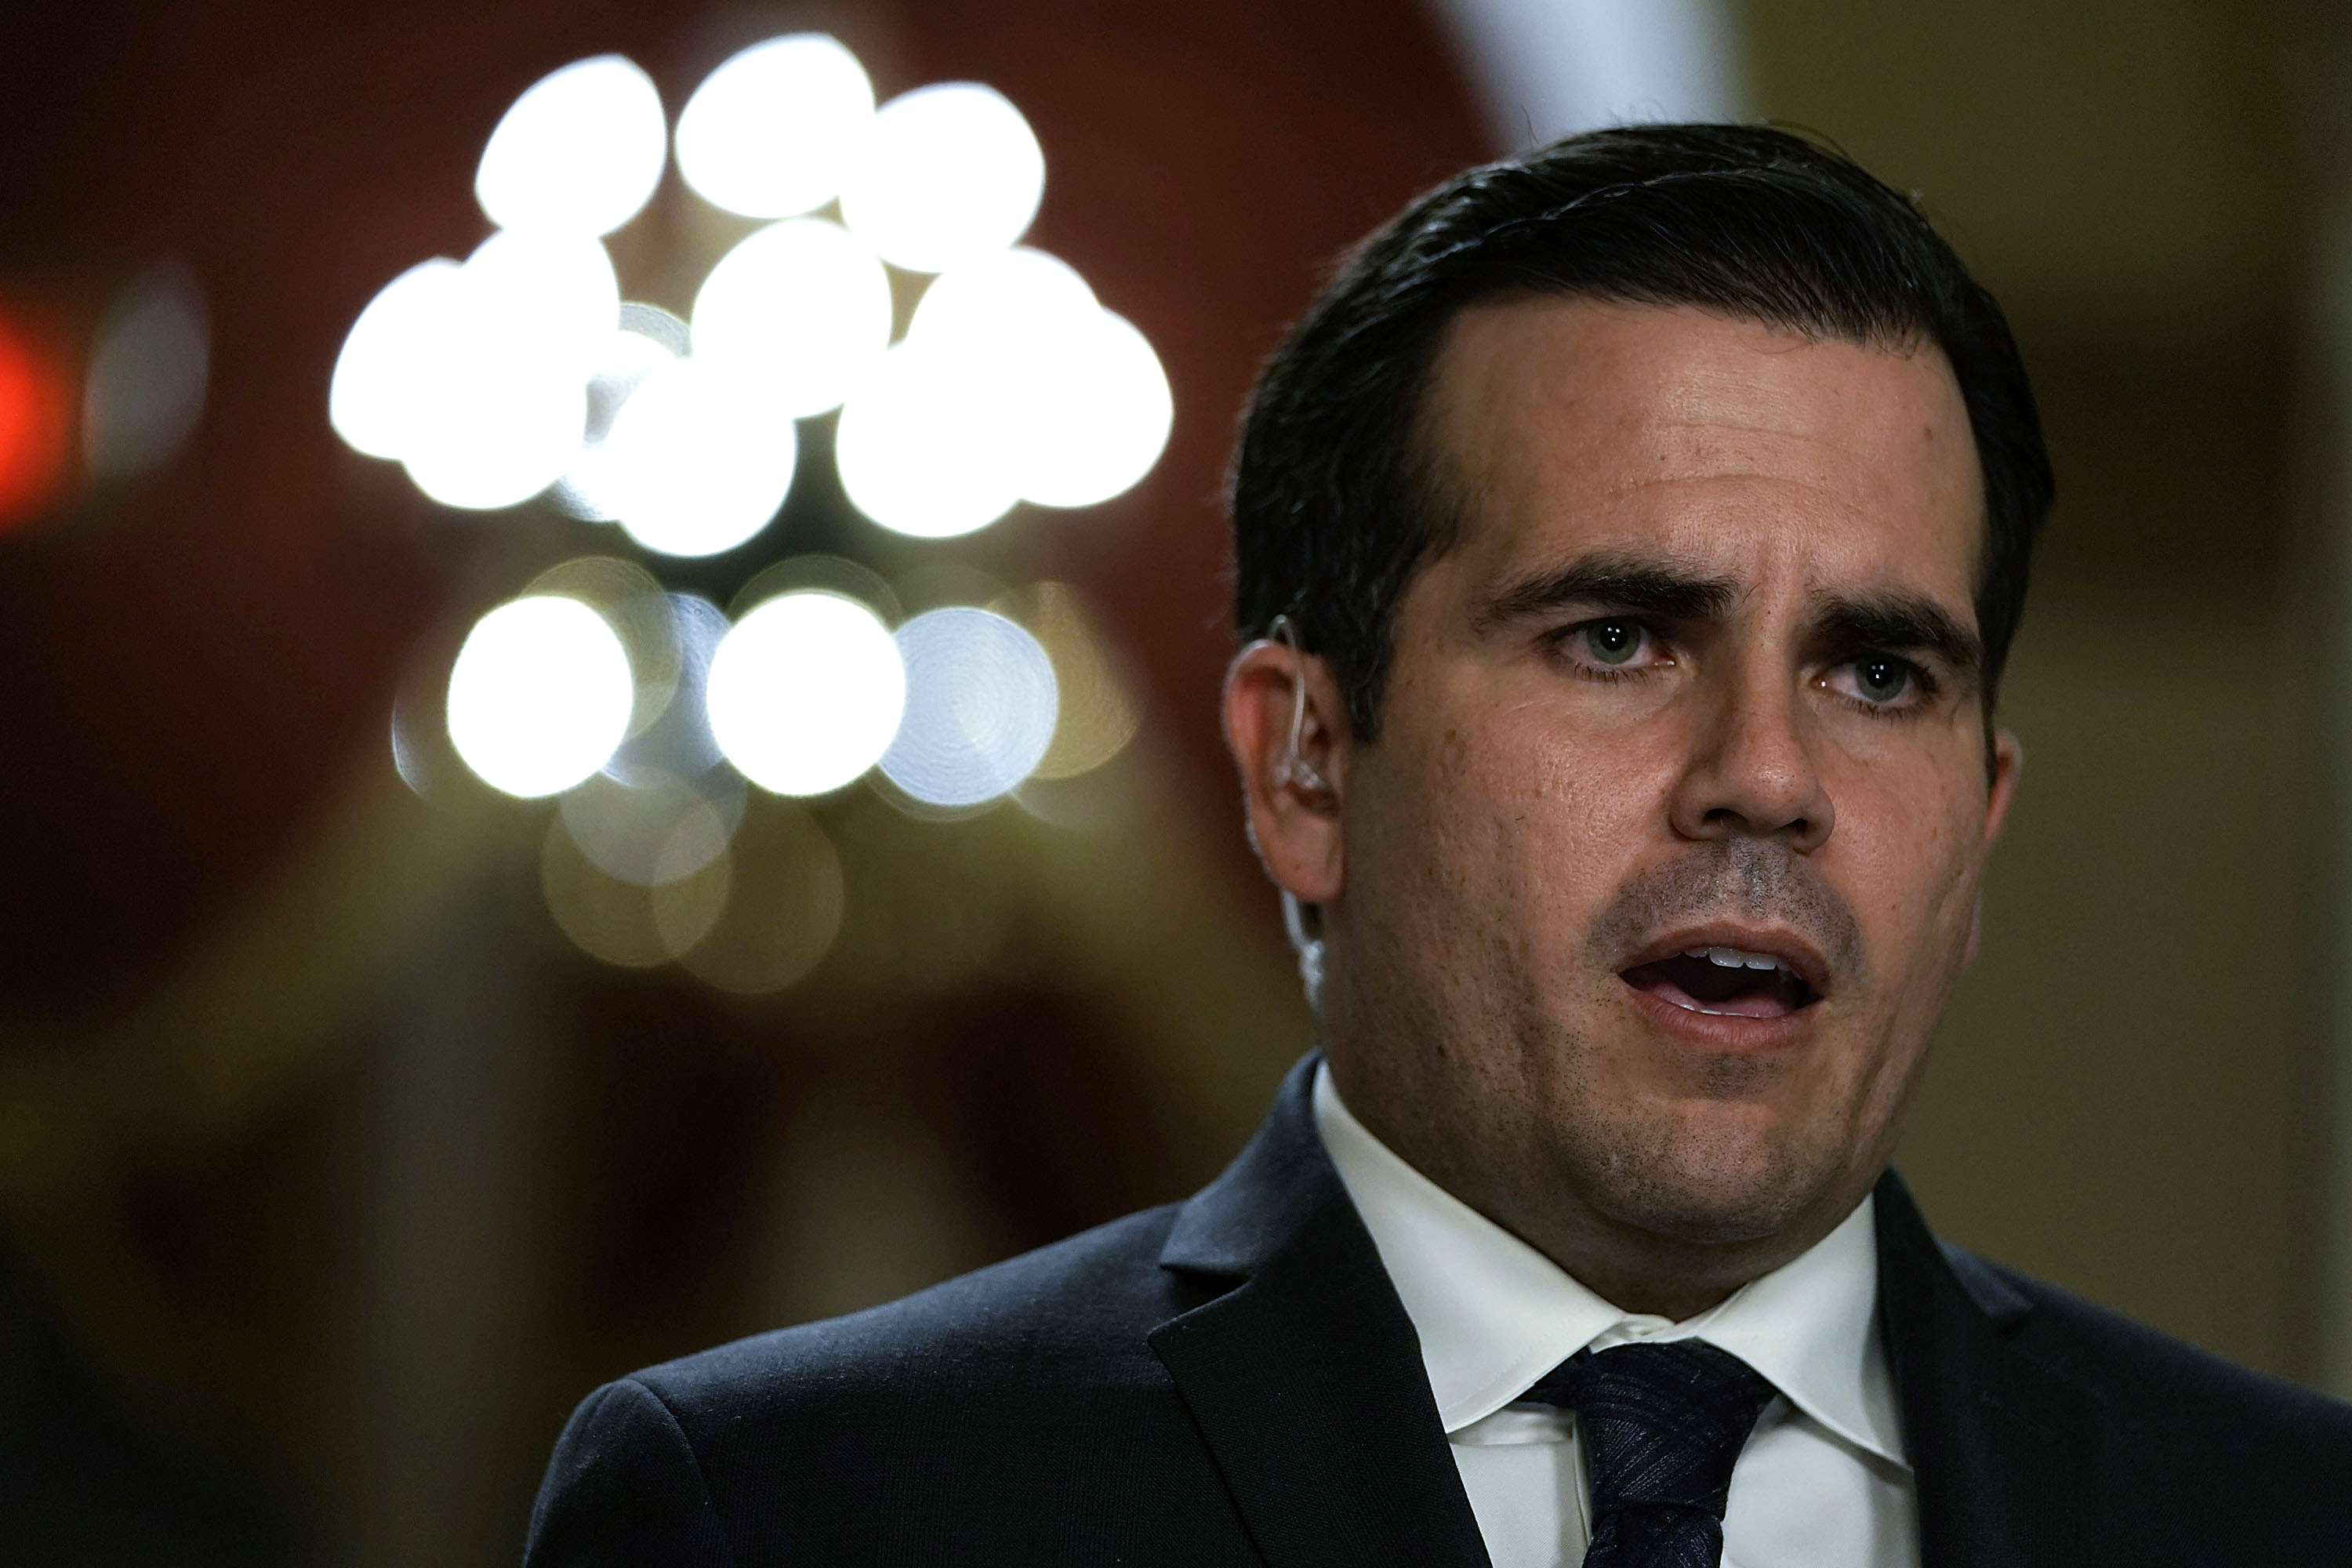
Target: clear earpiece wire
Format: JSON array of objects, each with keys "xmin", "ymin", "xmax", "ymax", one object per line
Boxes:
[
  {"xmin": 1269, "ymin": 615, "xmax": 1326, "ymax": 1008},
  {"xmin": 1281, "ymin": 889, "xmax": 1325, "ymax": 1007}
]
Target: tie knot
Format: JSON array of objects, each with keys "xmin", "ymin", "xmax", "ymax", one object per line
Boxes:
[{"xmin": 1526, "ymin": 1340, "xmax": 1777, "ymax": 1525}]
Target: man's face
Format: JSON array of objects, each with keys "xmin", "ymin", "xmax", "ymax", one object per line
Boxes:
[{"xmin": 1301, "ymin": 297, "xmax": 2016, "ymax": 1285}]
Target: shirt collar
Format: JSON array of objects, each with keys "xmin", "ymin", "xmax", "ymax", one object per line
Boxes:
[{"xmin": 1312, "ymin": 1062, "xmax": 1907, "ymax": 1468}]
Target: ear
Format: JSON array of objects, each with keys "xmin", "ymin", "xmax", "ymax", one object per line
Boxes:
[
  {"xmin": 1221, "ymin": 637, "xmax": 1349, "ymax": 906},
  {"xmin": 1984, "ymin": 727, "xmax": 2022, "ymax": 850},
  {"xmin": 1964, "ymin": 727, "xmax": 2024, "ymax": 966}
]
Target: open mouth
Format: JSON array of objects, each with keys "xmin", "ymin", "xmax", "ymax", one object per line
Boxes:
[{"xmin": 1621, "ymin": 946, "xmax": 1818, "ymax": 1019}]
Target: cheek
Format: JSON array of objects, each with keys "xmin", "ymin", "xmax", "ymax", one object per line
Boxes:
[
  {"xmin": 1372, "ymin": 700, "xmax": 1661, "ymax": 961},
  {"xmin": 1828, "ymin": 765, "xmax": 1989, "ymax": 994}
]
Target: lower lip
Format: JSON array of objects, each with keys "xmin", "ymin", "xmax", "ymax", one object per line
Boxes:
[{"xmin": 1619, "ymin": 976, "xmax": 1820, "ymax": 1052}]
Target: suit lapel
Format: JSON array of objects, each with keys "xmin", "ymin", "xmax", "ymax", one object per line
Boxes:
[
  {"xmin": 1149, "ymin": 1058, "xmax": 1491, "ymax": 1568},
  {"xmin": 1875, "ymin": 1171, "xmax": 2100, "ymax": 1568}
]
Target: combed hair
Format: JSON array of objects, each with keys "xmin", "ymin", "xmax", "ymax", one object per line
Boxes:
[{"xmin": 1229, "ymin": 123, "xmax": 2053, "ymax": 740}]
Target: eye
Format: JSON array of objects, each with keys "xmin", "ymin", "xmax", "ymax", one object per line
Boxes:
[
  {"xmin": 1837, "ymin": 652, "xmax": 1917, "ymax": 706},
  {"xmin": 1578, "ymin": 619, "xmax": 1645, "ymax": 666}
]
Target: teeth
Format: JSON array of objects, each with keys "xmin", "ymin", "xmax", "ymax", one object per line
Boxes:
[{"xmin": 1687, "ymin": 946, "xmax": 1785, "ymax": 971}]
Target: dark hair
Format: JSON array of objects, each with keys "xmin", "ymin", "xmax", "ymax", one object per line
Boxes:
[{"xmin": 1229, "ymin": 123, "xmax": 2052, "ymax": 741}]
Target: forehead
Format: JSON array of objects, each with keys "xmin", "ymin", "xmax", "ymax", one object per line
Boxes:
[{"xmin": 1421, "ymin": 296, "xmax": 1984, "ymax": 615}]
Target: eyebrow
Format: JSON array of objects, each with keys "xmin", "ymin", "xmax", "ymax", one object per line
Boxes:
[
  {"xmin": 1472, "ymin": 551, "xmax": 1738, "ymax": 632},
  {"xmin": 1473, "ymin": 549, "xmax": 1985, "ymax": 684},
  {"xmin": 1814, "ymin": 593, "xmax": 1984, "ymax": 685}
]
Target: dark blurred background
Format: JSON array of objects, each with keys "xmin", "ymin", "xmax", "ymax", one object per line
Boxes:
[{"xmin": 3, "ymin": 1, "xmax": 2350, "ymax": 1562}]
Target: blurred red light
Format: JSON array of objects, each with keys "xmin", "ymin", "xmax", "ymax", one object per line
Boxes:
[{"xmin": 0, "ymin": 308, "xmax": 71, "ymax": 531}]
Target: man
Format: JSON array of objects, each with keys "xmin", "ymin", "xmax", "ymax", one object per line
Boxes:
[{"xmin": 524, "ymin": 125, "xmax": 2352, "ymax": 1566}]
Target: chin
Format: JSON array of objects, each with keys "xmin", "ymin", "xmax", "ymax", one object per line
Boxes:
[{"xmin": 1576, "ymin": 1113, "xmax": 1837, "ymax": 1247}]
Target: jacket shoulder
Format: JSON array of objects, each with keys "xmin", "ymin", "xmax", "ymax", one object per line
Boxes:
[
  {"xmin": 635, "ymin": 1200, "xmax": 1192, "ymax": 1416},
  {"xmin": 524, "ymin": 1202, "xmax": 1245, "ymax": 1565},
  {"xmin": 1951, "ymin": 1244, "xmax": 2352, "ymax": 1463}
]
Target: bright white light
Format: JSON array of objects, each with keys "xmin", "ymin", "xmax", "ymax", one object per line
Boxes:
[
  {"xmin": 838, "ymin": 82, "xmax": 1044, "ymax": 273},
  {"xmin": 706, "ymin": 592, "xmax": 905, "ymax": 795},
  {"xmin": 901, "ymin": 249, "xmax": 1170, "ymax": 506},
  {"xmin": 459, "ymin": 228, "xmax": 620, "ymax": 378},
  {"xmin": 601, "ymin": 358, "xmax": 797, "ymax": 556},
  {"xmin": 401, "ymin": 354, "xmax": 584, "ymax": 510},
  {"xmin": 834, "ymin": 339, "xmax": 1020, "ymax": 539},
  {"xmin": 345, "ymin": 233, "xmax": 615, "ymax": 510},
  {"xmin": 399, "ymin": 361, "xmax": 584, "ymax": 510},
  {"xmin": 675, "ymin": 34, "xmax": 875, "ymax": 220},
  {"xmin": 1013, "ymin": 310, "xmax": 1171, "ymax": 508},
  {"xmin": 330, "ymin": 259, "xmax": 462, "ymax": 459},
  {"xmin": 554, "ymin": 325, "xmax": 681, "ymax": 521},
  {"xmin": 838, "ymin": 249, "xmax": 1170, "ymax": 530},
  {"xmin": 475, "ymin": 55, "xmax": 667, "ymax": 237},
  {"xmin": 908, "ymin": 246, "xmax": 1096, "ymax": 354},
  {"xmin": 692, "ymin": 219, "xmax": 891, "ymax": 418},
  {"xmin": 447, "ymin": 596, "xmax": 635, "ymax": 797},
  {"xmin": 592, "ymin": 322, "xmax": 678, "ymax": 387},
  {"xmin": 880, "ymin": 608, "xmax": 1058, "ymax": 807}
]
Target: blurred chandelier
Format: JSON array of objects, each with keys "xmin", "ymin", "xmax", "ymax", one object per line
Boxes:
[
  {"xmin": 337, "ymin": 38, "xmax": 1163, "ymax": 988},
  {"xmin": 330, "ymin": 41, "xmax": 1170, "ymax": 541}
]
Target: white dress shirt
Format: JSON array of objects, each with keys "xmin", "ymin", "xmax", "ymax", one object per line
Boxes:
[{"xmin": 1312, "ymin": 1064, "xmax": 1918, "ymax": 1568}]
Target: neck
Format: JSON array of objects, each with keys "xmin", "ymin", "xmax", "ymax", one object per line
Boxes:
[
  {"xmin": 1519, "ymin": 1219, "xmax": 1807, "ymax": 1323},
  {"xmin": 1325, "ymin": 1058, "xmax": 1862, "ymax": 1323}
]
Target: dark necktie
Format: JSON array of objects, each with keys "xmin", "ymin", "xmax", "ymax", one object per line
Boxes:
[{"xmin": 1522, "ymin": 1340, "xmax": 1777, "ymax": 1568}]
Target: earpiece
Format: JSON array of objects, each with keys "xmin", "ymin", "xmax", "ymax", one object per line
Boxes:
[
  {"xmin": 1282, "ymin": 887, "xmax": 1325, "ymax": 1007},
  {"xmin": 1268, "ymin": 614, "xmax": 1328, "ymax": 1006},
  {"xmin": 1268, "ymin": 615, "xmax": 1334, "ymax": 800}
]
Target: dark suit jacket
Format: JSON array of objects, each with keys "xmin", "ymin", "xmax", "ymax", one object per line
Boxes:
[{"xmin": 525, "ymin": 1056, "xmax": 2352, "ymax": 1565}]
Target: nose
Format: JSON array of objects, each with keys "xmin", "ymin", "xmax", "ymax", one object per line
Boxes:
[{"xmin": 1667, "ymin": 669, "xmax": 1835, "ymax": 853}]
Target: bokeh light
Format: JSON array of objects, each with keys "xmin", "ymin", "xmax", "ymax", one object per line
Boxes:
[
  {"xmin": 517, "ymin": 558, "xmax": 696, "ymax": 755},
  {"xmin": 880, "ymin": 607, "xmax": 1059, "ymax": 807},
  {"xmin": 339, "ymin": 43, "xmax": 1185, "ymax": 992},
  {"xmin": 834, "ymin": 339, "xmax": 1020, "ymax": 539},
  {"xmin": 445, "ymin": 595, "xmax": 635, "ymax": 797},
  {"xmin": 327, "ymin": 42, "xmax": 1171, "ymax": 541},
  {"xmin": 474, "ymin": 55, "xmax": 667, "ymax": 238},
  {"xmin": 605, "ymin": 591, "xmax": 731, "ymax": 783},
  {"xmin": 838, "ymin": 83, "xmax": 1045, "ymax": 274},
  {"xmin": 541, "ymin": 810, "xmax": 733, "ymax": 968},
  {"xmin": 837, "ymin": 248, "xmax": 1171, "ymax": 534},
  {"xmin": 691, "ymin": 218, "xmax": 891, "ymax": 418},
  {"xmin": 730, "ymin": 552, "xmax": 900, "ymax": 626},
  {"xmin": 1011, "ymin": 310, "xmax": 1171, "ymax": 508},
  {"xmin": 674, "ymin": 34, "xmax": 875, "ymax": 220},
  {"xmin": 907, "ymin": 245, "xmax": 1097, "ymax": 353},
  {"xmin": 521, "ymin": 552, "xmax": 666, "ymax": 626},
  {"xmin": 0, "ymin": 308, "xmax": 71, "ymax": 529},
  {"xmin": 675, "ymin": 800, "xmax": 844, "ymax": 993},
  {"xmin": 706, "ymin": 591, "xmax": 905, "ymax": 796},
  {"xmin": 600, "ymin": 358, "xmax": 797, "ymax": 557},
  {"xmin": 993, "ymin": 582, "xmax": 1141, "ymax": 779},
  {"xmin": 559, "ymin": 768, "xmax": 743, "ymax": 886},
  {"xmin": 456, "ymin": 227, "xmax": 621, "ymax": 379},
  {"xmin": 83, "ymin": 262, "xmax": 208, "ymax": 481},
  {"xmin": 336, "ymin": 231, "xmax": 616, "ymax": 510},
  {"xmin": 613, "ymin": 299, "xmax": 692, "ymax": 358},
  {"xmin": 329, "ymin": 259, "xmax": 463, "ymax": 461},
  {"xmin": 551, "ymin": 320, "xmax": 682, "ymax": 522},
  {"xmin": 399, "ymin": 348, "xmax": 585, "ymax": 511}
]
